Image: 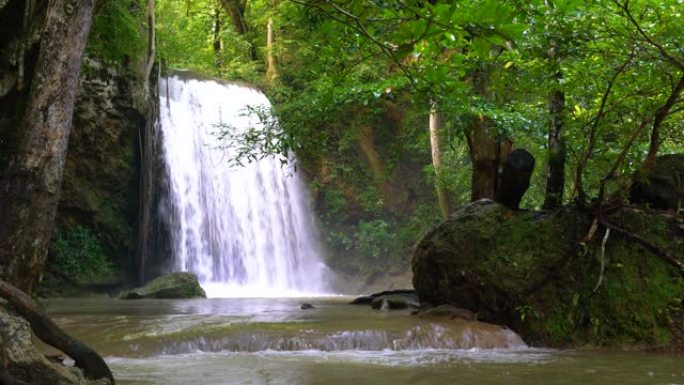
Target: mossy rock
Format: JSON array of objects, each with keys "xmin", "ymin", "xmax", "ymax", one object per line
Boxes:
[
  {"xmin": 412, "ymin": 199, "xmax": 684, "ymax": 348},
  {"xmin": 119, "ymin": 272, "xmax": 206, "ymax": 299},
  {"xmin": 630, "ymin": 154, "xmax": 684, "ymax": 210}
]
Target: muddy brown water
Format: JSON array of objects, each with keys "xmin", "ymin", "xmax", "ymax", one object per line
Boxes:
[{"xmin": 44, "ymin": 297, "xmax": 684, "ymax": 385}]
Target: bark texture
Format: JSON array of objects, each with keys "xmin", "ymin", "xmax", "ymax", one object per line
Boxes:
[
  {"xmin": 266, "ymin": 16, "xmax": 277, "ymax": 82},
  {"xmin": 219, "ymin": 0, "xmax": 255, "ymax": 60},
  {"xmin": 0, "ymin": 0, "xmax": 97, "ymax": 293},
  {"xmin": 542, "ymin": 88, "xmax": 566, "ymax": 210},
  {"xmin": 429, "ymin": 108, "xmax": 451, "ymax": 219},
  {"xmin": 465, "ymin": 114, "xmax": 500, "ymax": 201}
]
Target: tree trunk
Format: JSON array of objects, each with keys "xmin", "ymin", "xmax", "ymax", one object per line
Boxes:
[
  {"xmin": 542, "ymin": 88, "xmax": 566, "ymax": 210},
  {"xmin": 266, "ymin": 16, "xmax": 277, "ymax": 83},
  {"xmin": 465, "ymin": 65, "xmax": 503, "ymax": 201},
  {"xmin": 465, "ymin": 114, "xmax": 500, "ymax": 201},
  {"xmin": 640, "ymin": 72, "xmax": 684, "ymax": 172},
  {"xmin": 357, "ymin": 124, "xmax": 384, "ymax": 182},
  {"xmin": 213, "ymin": 1, "xmax": 222, "ymax": 74},
  {"xmin": 219, "ymin": 0, "xmax": 255, "ymax": 60},
  {"xmin": 0, "ymin": 279, "xmax": 114, "ymax": 382},
  {"xmin": 429, "ymin": 106, "xmax": 451, "ymax": 219},
  {"xmin": 542, "ymin": 38, "xmax": 566, "ymax": 211},
  {"xmin": 0, "ymin": 0, "xmax": 97, "ymax": 293}
]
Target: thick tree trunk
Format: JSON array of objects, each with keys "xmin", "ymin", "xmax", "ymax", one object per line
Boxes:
[
  {"xmin": 542, "ymin": 88, "xmax": 566, "ymax": 210},
  {"xmin": 429, "ymin": 107, "xmax": 451, "ymax": 219},
  {"xmin": 0, "ymin": 0, "xmax": 97, "ymax": 293},
  {"xmin": 219, "ymin": 0, "xmax": 255, "ymax": 60},
  {"xmin": 266, "ymin": 16, "xmax": 277, "ymax": 82},
  {"xmin": 465, "ymin": 114, "xmax": 500, "ymax": 201},
  {"xmin": 0, "ymin": 279, "xmax": 114, "ymax": 382}
]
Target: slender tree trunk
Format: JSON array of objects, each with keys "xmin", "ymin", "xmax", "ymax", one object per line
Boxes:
[
  {"xmin": 213, "ymin": 1, "xmax": 223, "ymax": 74},
  {"xmin": 220, "ymin": 0, "xmax": 255, "ymax": 60},
  {"xmin": 143, "ymin": 0, "xmax": 156, "ymax": 98},
  {"xmin": 0, "ymin": 0, "xmax": 97, "ymax": 293},
  {"xmin": 429, "ymin": 106, "xmax": 451, "ymax": 219},
  {"xmin": 266, "ymin": 16, "xmax": 277, "ymax": 83},
  {"xmin": 543, "ymin": 39, "xmax": 566, "ymax": 210},
  {"xmin": 542, "ymin": 90, "xmax": 566, "ymax": 210}
]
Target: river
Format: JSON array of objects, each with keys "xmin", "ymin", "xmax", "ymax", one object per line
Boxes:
[{"xmin": 45, "ymin": 297, "xmax": 683, "ymax": 385}]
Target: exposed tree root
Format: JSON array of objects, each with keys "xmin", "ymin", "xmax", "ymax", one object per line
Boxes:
[
  {"xmin": 597, "ymin": 217, "xmax": 684, "ymax": 274},
  {"xmin": 0, "ymin": 279, "xmax": 114, "ymax": 383}
]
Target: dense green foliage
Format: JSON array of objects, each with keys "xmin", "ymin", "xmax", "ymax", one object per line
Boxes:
[
  {"xmin": 49, "ymin": 226, "xmax": 114, "ymax": 282},
  {"xmin": 150, "ymin": 0, "xmax": 683, "ymax": 279}
]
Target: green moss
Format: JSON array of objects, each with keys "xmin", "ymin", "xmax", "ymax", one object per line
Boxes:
[
  {"xmin": 413, "ymin": 201, "xmax": 683, "ymax": 349},
  {"xmin": 120, "ymin": 272, "xmax": 207, "ymax": 299}
]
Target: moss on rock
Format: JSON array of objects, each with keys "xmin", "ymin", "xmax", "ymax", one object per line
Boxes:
[
  {"xmin": 119, "ymin": 272, "xmax": 206, "ymax": 299},
  {"xmin": 412, "ymin": 200, "xmax": 684, "ymax": 349}
]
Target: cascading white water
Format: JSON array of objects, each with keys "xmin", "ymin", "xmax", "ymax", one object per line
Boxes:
[{"xmin": 158, "ymin": 73, "xmax": 328, "ymax": 297}]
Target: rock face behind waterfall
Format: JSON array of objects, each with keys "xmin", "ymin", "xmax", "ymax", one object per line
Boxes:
[
  {"xmin": 412, "ymin": 200, "xmax": 684, "ymax": 348},
  {"xmin": 119, "ymin": 272, "xmax": 206, "ymax": 299}
]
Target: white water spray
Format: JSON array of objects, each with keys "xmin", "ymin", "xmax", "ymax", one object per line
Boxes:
[{"xmin": 158, "ymin": 73, "xmax": 328, "ymax": 297}]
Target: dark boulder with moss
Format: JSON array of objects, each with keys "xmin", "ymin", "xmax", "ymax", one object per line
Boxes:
[
  {"xmin": 412, "ymin": 199, "xmax": 684, "ymax": 348},
  {"xmin": 630, "ymin": 154, "xmax": 684, "ymax": 210},
  {"xmin": 119, "ymin": 272, "xmax": 206, "ymax": 299}
]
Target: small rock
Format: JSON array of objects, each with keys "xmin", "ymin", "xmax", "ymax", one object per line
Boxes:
[{"xmin": 300, "ymin": 303, "xmax": 315, "ymax": 310}]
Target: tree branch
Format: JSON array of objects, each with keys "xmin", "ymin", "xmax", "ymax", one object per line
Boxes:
[
  {"xmin": 616, "ymin": 0, "xmax": 684, "ymax": 70},
  {"xmin": 640, "ymin": 71, "xmax": 684, "ymax": 171}
]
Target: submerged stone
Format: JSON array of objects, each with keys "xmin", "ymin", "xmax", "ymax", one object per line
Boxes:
[
  {"xmin": 416, "ymin": 304, "xmax": 479, "ymax": 321},
  {"xmin": 349, "ymin": 289, "xmax": 416, "ymax": 305},
  {"xmin": 119, "ymin": 272, "xmax": 206, "ymax": 299},
  {"xmin": 370, "ymin": 294, "xmax": 419, "ymax": 310}
]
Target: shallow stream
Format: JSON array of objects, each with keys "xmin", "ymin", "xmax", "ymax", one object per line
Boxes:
[{"xmin": 45, "ymin": 297, "xmax": 684, "ymax": 385}]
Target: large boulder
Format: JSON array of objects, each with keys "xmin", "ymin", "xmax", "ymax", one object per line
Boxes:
[
  {"xmin": 412, "ymin": 200, "xmax": 684, "ymax": 348},
  {"xmin": 0, "ymin": 306, "xmax": 109, "ymax": 385},
  {"xmin": 630, "ymin": 154, "xmax": 684, "ymax": 210},
  {"xmin": 119, "ymin": 272, "xmax": 206, "ymax": 299}
]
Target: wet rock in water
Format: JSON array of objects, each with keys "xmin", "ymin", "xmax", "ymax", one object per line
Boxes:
[
  {"xmin": 415, "ymin": 304, "xmax": 479, "ymax": 321},
  {"xmin": 370, "ymin": 293, "xmax": 420, "ymax": 310},
  {"xmin": 0, "ymin": 306, "xmax": 109, "ymax": 385},
  {"xmin": 119, "ymin": 272, "xmax": 206, "ymax": 299},
  {"xmin": 300, "ymin": 303, "xmax": 315, "ymax": 310},
  {"xmin": 630, "ymin": 154, "xmax": 684, "ymax": 210},
  {"xmin": 349, "ymin": 289, "xmax": 416, "ymax": 305}
]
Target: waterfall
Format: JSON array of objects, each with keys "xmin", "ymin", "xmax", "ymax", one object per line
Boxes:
[{"xmin": 157, "ymin": 73, "xmax": 328, "ymax": 297}]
